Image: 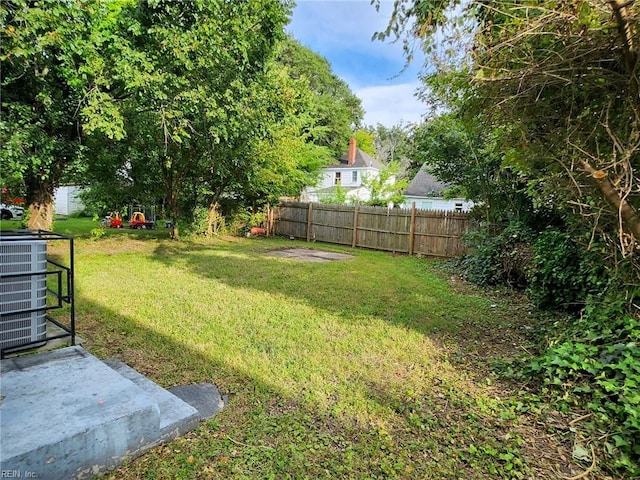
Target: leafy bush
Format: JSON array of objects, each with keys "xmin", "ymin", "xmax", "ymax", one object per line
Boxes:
[
  {"xmin": 461, "ymin": 221, "xmax": 534, "ymax": 287},
  {"xmin": 90, "ymin": 226, "xmax": 107, "ymax": 239},
  {"xmin": 523, "ymin": 298, "xmax": 640, "ymax": 476},
  {"xmin": 185, "ymin": 206, "xmax": 211, "ymax": 237},
  {"xmin": 181, "ymin": 206, "xmax": 229, "ymax": 238},
  {"xmin": 527, "ymin": 230, "xmax": 608, "ymax": 310},
  {"xmin": 222, "ymin": 208, "xmax": 267, "ymax": 236},
  {"xmin": 320, "ymin": 183, "xmax": 347, "ymax": 205}
]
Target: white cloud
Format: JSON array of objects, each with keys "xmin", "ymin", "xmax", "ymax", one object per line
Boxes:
[
  {"xmin": 356, "ymin": 83, "xmax": 425, "ymax": 127},
  {"xmin": 289, "ymin": 1, "xmax": 428, "ymax": 127},
  {"xmin": 289, "ymin": 1, "xmax": 401, "ymax": 61}
]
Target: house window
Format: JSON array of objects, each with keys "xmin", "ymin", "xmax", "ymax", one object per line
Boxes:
[
  {"xmin": 352, "ymin": 171, "xmax": 358, "ymax": 183},
  {"xmin": 455, "ymin": 202, "xmax": 463, "ymax": 212},
  {"xmin": 334, "ymin": 172, "xmax": 341, "ymax": 185}
]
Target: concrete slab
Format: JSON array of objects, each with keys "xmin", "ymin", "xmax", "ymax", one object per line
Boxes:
[
  {"xmin": 169, "ymin": 383, "xmax": 226, "ymax": 420},
  {"xmin": 104, "ymin": 358, "xmax": 199, "ymax": 435},
  {"xmin": 0, "ymin": 346, "xmax": 206, "ymax": 479},
  {"xmin": 268, "ymin": 248, "xmax": 354, "ymax": 262},
  {"xmin": 1, "ymin": 346, "xmax": 160, "ymax": 479}
]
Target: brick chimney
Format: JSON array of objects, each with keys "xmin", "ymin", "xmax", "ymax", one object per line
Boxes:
[{"xmin": 348, "ymin": 138, "xmax": 357, "ymax": 165}]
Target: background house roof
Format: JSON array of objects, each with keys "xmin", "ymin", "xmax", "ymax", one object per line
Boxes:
[
  {"xmin": 327, "ymin": 148, "xmax": 383, "ymax": 169},
  {"xmin": 404, "ymin": 164, "xmax": 449, "ymax": 196}
]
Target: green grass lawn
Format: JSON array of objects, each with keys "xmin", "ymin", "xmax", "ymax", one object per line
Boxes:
[{"xmin": 14, "ymin": 221, "xmax": 585, "ymax": 478}]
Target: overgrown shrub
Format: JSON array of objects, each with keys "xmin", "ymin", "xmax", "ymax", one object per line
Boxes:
[
  {"xmin": 523, "ymin": 298, "xmax": 640, "ymax": 476},
  {"xmin": 222, "ymin": 209, "xmax": 265, "ymax": 236},
  {"xmin": 527, "ymin": 230, "xmax": 608, "ymax": 310},
  {"xmin": 461, "ymin": 221, "xmax": 534, "ymax": 287},
  {"xmin": 186, "ymin": 206, "xmax": 212, "ymax": 237}
]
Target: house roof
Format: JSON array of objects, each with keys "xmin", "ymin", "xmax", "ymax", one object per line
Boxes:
[
  {"xmin": 404, "ymin": 164, "xmax": 450, "ymax": 196},
  {"xmin": 326, "ymin": 148, "xmax": 383, "ymax": 170}
]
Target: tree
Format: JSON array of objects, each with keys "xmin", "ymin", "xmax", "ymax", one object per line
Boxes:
[
  {"xmin": 319, "ymin": 181, "xmax": 348, "ymax": 205},
  {"xmin": 80, "ymin": 117, "xmax": 166, "ymax": 216},
  {"xmin": 204, "ymin": 41, "xmax": 339, "ymax": 214},
  {"xmin": 362, "ymin": 161, "xmax": 408, "ymax": 206},
  {"xmin": 2, "ymin": 0, "xmax": 293, "ymax": 236},
  {"xmin": 373, "ymin": 123, "xmax": 412, "ymax": 167},
  {"xmin": 244, "ymin": 63, "xmax": 334, "ymax": 207},
  {"xmin": 408, "ymin": 114, "xmax": 546, "ymax": 227},
  {"xmin": 277, "ymin": 37, "xmax": 364, "ymax": 157},
  {"xmin": 87, "ymin": 0, "xmax": 291, "ymax": 239},
  {"xmin": 353, "ymin": 129, "xmax": 376, "ymax": 157},
  {"xmin": 379, "ymin": 0, "xmax": 640, "ymax": 271},
  {"xmin": 1, "ymin": 0, "xmax": 139, "ymax": 229},
  {"xmin": 187, "ymin": 35, "xmax": 363, "ymax": 232}
]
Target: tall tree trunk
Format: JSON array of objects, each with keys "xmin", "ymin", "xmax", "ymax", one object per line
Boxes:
[
  {"xmin": 161, "ymin": 154, "xmax": 181, "ymax": 240},
  {"xmin": 207, "ymin": 201, "xmax": 219, "ymax": 237},
  {"xmin": 25, "ymin": 178, "xmax": 55, "ymax": 231},
  {"xmin": 168, "ymin": 189, "xmax": 180, "ymax": 240}
]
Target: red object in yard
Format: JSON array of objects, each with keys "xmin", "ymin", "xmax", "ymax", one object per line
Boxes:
[
  {"xmin": 129, "ymin": 211, "xmax": 155, "ymax": 229},
  {"xmin": 108, "ymin": 211, "xmax": 123, "ymax": 228},
  {"xmin": 1, "ymin": 188, "xmax": 25, "ymax": 205},
  {"xmin": 249, "ymin": 227, "xmax": 267, "ymax": 236}
]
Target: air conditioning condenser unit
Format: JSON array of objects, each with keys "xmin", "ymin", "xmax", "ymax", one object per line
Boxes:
[{"xmin": 0, "ymin": 238, "xmax": 48, "ymax": 351}]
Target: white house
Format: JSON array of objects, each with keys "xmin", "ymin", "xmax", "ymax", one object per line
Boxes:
[
  {"xmin": 400, "ymin": 164, "xmax": 474, "ymax": 212},
  {"xmin": 301, "ymin": 138, "xmax": 385, "ymax": 203},
  {"xmin": 54, "ymin": 185, "xmax": 85, "ymax": 215}
]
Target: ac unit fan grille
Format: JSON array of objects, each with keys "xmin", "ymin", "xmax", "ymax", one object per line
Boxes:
[{"xmin": 0, "ymin": 239, "xmax": 48, "ymax": 350}]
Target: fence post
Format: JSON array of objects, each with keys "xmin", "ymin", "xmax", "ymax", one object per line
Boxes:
[
  {"xmin": 393, "ymin": 207, "xmax": 399, "ymax": 254},
  {"xmin": 306, "ymin": 202, "xmax": 313, "ymax": 242},
  {"xmin": 268, "ymin": 204, "xmax": 276, "ymax": 236},
  {"xmin": 409, "ymin": 202, "xmax": 416, "ymax": 255},
  {"xmin": 352, "ymin": 204, "xmax": 359, "ymax": 248},
  {"xmin": 266, "ymin": 204, "xmax": 271, "ymax": 236}
]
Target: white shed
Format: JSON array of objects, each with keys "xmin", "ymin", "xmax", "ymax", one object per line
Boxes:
[{"xmin": 54, "ymin": 185, "xmax": 85, "ymax": 215}]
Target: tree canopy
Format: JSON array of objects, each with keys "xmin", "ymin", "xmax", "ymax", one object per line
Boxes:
[
  {"xmin": 381, "ymin": 0, "xmax": 640, "ymax": 267},
  {"xmin": 1, "ymin": 0, "xmax": 139, "ymax": 228},
  {"xmin": 2, "ymin": 1, "xmax": 367, "ymax": 235},
  {"xmin": 276, "ymin": 37, "xmax": 363, "ymax": 157}
]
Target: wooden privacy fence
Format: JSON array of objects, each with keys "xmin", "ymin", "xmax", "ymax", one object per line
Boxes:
[{"xmin": 272, "ymin": 201, "xmax": 471, "ymax": 258}]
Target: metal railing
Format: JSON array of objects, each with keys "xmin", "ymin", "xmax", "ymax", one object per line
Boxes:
[{"xmin": 0, "ymin": 230, "xmax": 75, "ymax": 358}]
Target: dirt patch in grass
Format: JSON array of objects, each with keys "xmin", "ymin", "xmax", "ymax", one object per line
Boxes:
[{"xmin": 266, "ymin": 247, "xmax": 355, "ymax": 262}]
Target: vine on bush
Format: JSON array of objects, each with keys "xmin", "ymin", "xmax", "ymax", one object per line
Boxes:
[
  {"xmin": 461, "ymin": 221, "xmax": 534, "ymax": 287},
  {"xmin": 462, "ymin": 223, "xmax": 639, "ymax": 474},
  {"xmin": 527, "ymin": 230, "xmax": 608, "ymax": 310},
  {"xmin": 523, "ymin": 300, "xmax": 640, "ymax": 476}
]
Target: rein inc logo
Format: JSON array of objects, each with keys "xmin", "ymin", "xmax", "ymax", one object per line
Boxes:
[{"xmin": 1, "ymin": 472, "xmax": 38, "ymax": 478}]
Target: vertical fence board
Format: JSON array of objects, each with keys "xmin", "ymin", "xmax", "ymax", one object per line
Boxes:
[{"xmin": 352, "ymin": 205, "xmax": 359, "ymax": 248}]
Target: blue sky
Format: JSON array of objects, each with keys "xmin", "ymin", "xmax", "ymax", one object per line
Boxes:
[{"xmin": 287, "ymin": 0, "xmax": 427, "ymax": 128}]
